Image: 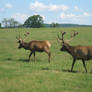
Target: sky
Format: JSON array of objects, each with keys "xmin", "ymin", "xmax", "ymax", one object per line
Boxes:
[{"xmin": 0, "ymin": 0, "xmax": 92, "ymax": 25}]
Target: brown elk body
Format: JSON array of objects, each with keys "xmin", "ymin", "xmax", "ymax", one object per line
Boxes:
[
  {"xmin": 17, "ymin": 33, "xmax": 51, "ymax": 63},
  {"xmin": 58, "ymin": 31, "xmax": 92, "ymax": 72}
]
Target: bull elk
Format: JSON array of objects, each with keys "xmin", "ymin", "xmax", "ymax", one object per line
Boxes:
[
  {"xmin": 58, "ymin": 31, "xmax": 92, "ymax": 73},
  {"xmin": 16, "ymin": 32, "xmax": 51, "ymax": 63}
]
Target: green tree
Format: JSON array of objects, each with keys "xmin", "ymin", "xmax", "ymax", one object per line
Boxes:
[
  {"xmin": 2, "ymin": 18, "xmax": 20, "ymax": 28},
  {"xmin": 50, "ymin": 22, "xmax": 59, "ymax": 27},
  {"xmin": 24, "ymin": 15, "xmax": 44, "ymax": 28},
  {"xmin": 0, "ymin": 23, "xmax": 1, "ymax": 28},
  {"xmin": 2, "ymin": 18, "xmax": 8, "ymax": 28},
  {"xmin": 8, "ymin": 18, "xmax": 20, "ymax": 28}
]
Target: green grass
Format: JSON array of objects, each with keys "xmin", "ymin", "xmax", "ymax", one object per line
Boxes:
[{"xmin": 0, "ymin": 27, "xmax": 92, "ymax": 92}]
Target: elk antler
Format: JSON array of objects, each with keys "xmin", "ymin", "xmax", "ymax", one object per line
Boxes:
[
  {"xmin": 23, "ymin": 32, "xmax": 30, "ymax": 41},
  {"xmin": 57, "ymin": 30, "xmax": 78, "ymax": 44},
  {"xmin": 66, "ymin": 31, "xmax": 78, "ymax": 43},
  {"xmin": 16, "ymin": 35, "xmax": 20, "ymax": 40},
  {"xmin": 57, "ymin": 31, "xmax": 66, "ymax": 43},
  {"xmin": 71, "ymin": 31, "xmax": 78, "ymax": 38}
]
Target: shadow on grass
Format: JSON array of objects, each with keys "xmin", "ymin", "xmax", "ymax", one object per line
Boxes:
[
  {"xmin": 4, "ymin": 57, "xmax": 13, "ymax": 61},
  {"xmin": 63, "ymin": 69, "xmax": 92, "ymax": 74},
  {"xmin": 4, "ymin": 57, "xmax": 43, "ymax": 63},
  {"xmin": 62, "ymin": 69, "xmax": 80, "ymax": 73},
  {"xmin": 41, "ymin": 68, "xmax": 90, "ymax": 74},
  {"xmin": 3, "ymin": 58, "xmax": 30, "ymax": 62},
  {"xmin": 41, "ymin": 67, "xmax": 50, "ymax": 70},
  {"xmin": 3, "ymin": 57, "xmax": 30, "ymax": 63},
  {"xmin": 41, "ymin": 68, "xmax": 62, "ymax": 72},
  {"xmin": 17, "ymin": 59, "xmax": 30, "ymax": 62},
  {"xmin": 17, "ymin": 58, "xmax": 42, "ymax": 62},
  {"xmin": 90, "ymin": 70, "xmax": 92, "ymax": 74}
]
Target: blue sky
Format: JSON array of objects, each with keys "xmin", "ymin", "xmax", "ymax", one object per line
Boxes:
[{"xmin": 0, "ymin": 0, "xmax": 92, "ymax": 25}]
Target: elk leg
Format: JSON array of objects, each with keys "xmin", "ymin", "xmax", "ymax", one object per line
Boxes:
[
  {"xmin": 48, "ymin": 52, "xmax": 51, "ymax": 63},
  {"xmin": 44, "ymin": 48, "xmax": 51, "ymax": 63},
  {"xmin": 46, "ymin": 52, "xmax": 51, "ymax": 63},
  {"xmin": 29, "ymin": 52, "xmax": 33, "ymax": 61},
  {"xmin": 33, "ymin": 52, "xmax": 36, "ymax": 62},
  {"xmin": 82, "ymin": 59, "xmax": 87, "ymax": 73},
  {"xmin": 71, "ymin": 58, "xmax": 76, "ymax": 72}
]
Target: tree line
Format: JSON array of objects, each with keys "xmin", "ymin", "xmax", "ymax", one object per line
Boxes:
[
  {"xmin": 1, "ymin": 18, "xmax": 21, "ymax": 28},
  {"xmin": 0, "ymin": 15, "xmax": 59, "ymax": 28}
]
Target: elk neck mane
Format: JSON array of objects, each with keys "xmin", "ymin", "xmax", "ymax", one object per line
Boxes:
[
  {"xmin": 64, "ymin": 42, "xmax": 75, "ymax": 56},
  {"xmin": 22, "ymin": 41, "xmax": 30, "ymax": 50}
]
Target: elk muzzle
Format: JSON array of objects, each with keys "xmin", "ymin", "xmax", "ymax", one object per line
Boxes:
[
  {"xmin": 18, "ymin": 44, "xmax": 22, "ymax": 49},
  {"xmin": 60, "ymin": 48, "xmax": 64, "ymax": 51}
]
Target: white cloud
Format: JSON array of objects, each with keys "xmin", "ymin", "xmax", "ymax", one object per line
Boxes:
[
  {"xmin": 48, "ymin": 4, "xmax": 69, "ymax": 11},
  {"xmin": 83, "ymin": 12, "xmax": 92, "ymax": 16},
  {"xmin": 29, "ymin": 1, "xmax": 69, "ymax": 12},
  {"xmin": 60, "ymin": 12, "xmax": 92, "ymax": 24},
  {"xmin": 59, "ymin": 5, "xmax": 69, "ymax": 11},
  {"xmin": 0, "ymin": 3, "xmax": 13, "ymax": 12},
  {"xmin": 74, "ymin": 6, "xmax": 80, "ymax": 11},
  {"xmin": 49, "ymin": 5, "xmax": 57, "ymax": 11},
  {"xmin": 30, "ymin": 1, "xmax": 46, "ymax": 11},
  {"xmin": 5, "ymin": 3, "xmax": 13, "ymax": 9},
  {"xmin": 83, "ymin": 12, "xmax": 89, "ymax": 16},
  {"xmin": 60, "ymin": 13, "xmax": 81, "ymax": 19},
  {"xmin": 60, "ymin": 13, "xmax": 65, "ymax": 19},
  {"xmin": 74, "ymin": 6, "xmax": 84, "ymax": 13},
  {"xmin": 60, "ymin": 12, "xmax": 92, "ymax": 19},
  {"xmin": 42, "ymin": 15, "xmax": 45, "ymax": 21},
  {"xmin": 11, "ymin": 13, "xmax": 29, "ymax": 23}
]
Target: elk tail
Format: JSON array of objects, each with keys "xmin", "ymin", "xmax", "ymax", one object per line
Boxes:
[{"xmin": 46, "ymin": 41, "xmax": 51, "ymax": 48}]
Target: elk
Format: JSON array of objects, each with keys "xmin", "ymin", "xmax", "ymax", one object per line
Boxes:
[
  {"xmin": 58, "ymin": 31, "xmax": 92, "ymax": 73},
  {"xmin": 16, "ymin": 32, "xmax": 51, "ymax": 63}
]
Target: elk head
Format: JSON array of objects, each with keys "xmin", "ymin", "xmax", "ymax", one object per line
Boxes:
[
  {"xmin": 58, "ymin": 31, "xmax": 78, "ymax": 52},
  {"xmin": 16, "ymin": 32, "xmax": 30, "ymax": 49}
]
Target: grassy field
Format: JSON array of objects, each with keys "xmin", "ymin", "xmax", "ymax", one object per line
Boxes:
[{"xmin": 0, "ymin": 27, "xmax": 92, "ymax": 92}]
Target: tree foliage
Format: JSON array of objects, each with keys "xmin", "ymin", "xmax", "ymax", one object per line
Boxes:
[
  {"xmin": 24, "ymin": 15, "xmax": 44, "ymax": 28},
  {"xmin": 2, "ymin": 18, "xmax": 8, "ymax": 28},
  {"xmin": 2, "ymin": 18, "xmax": 20, "ymax": 28},
  {"xmin": 50, "ymin": 22, "xmax": 59, "ymax": 27},
  {"xmin": 0, "ymin": 23, "xmax": 1, "ymax": 28}
]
